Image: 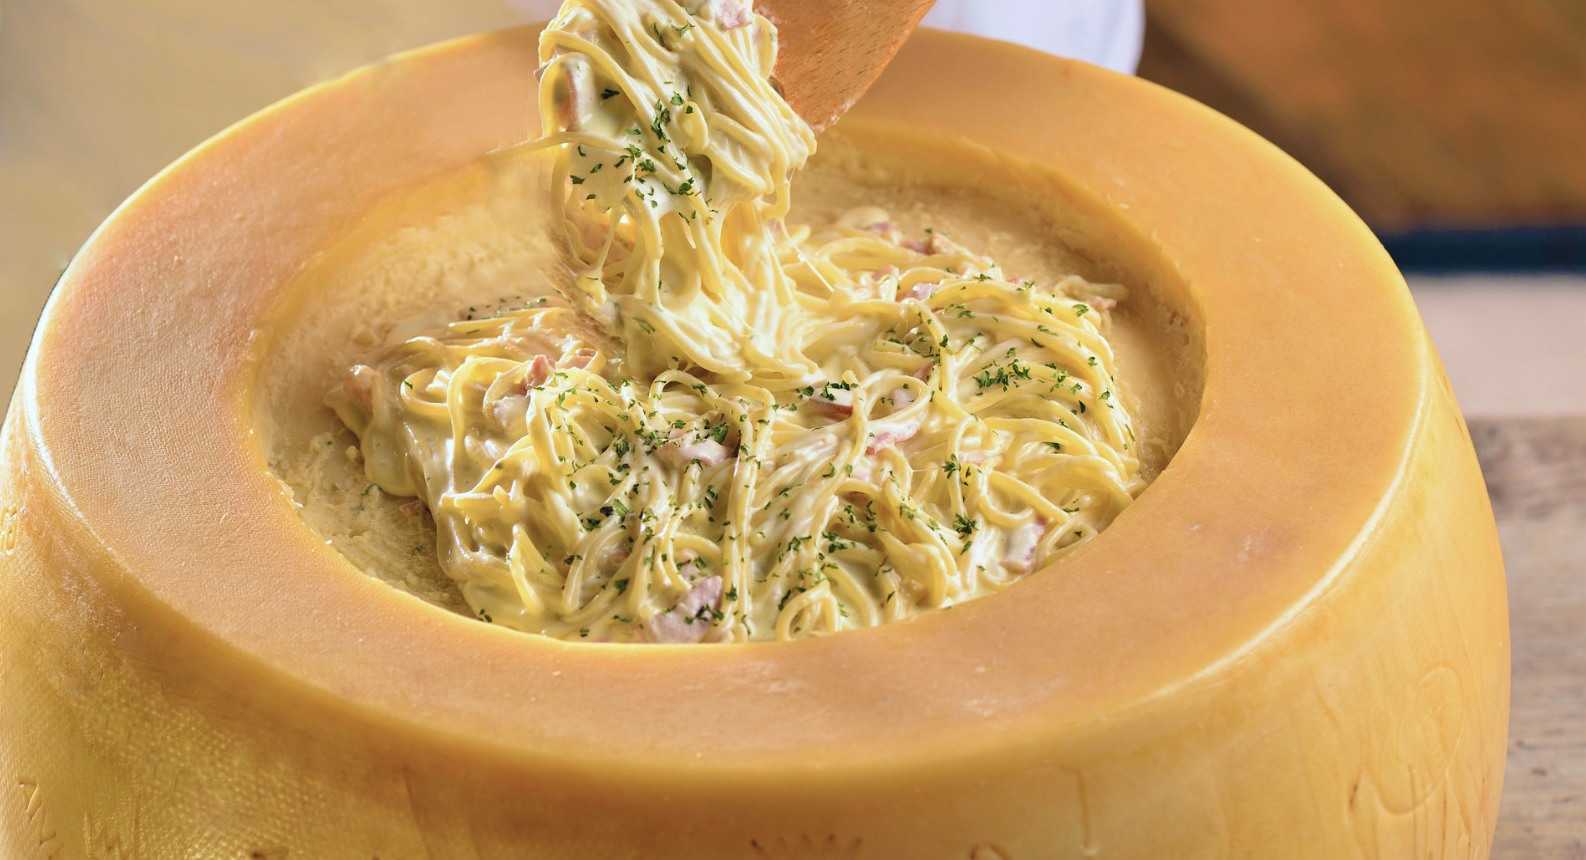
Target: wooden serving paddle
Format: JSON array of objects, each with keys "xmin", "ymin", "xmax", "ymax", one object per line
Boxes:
[{"xmin": 759, "ymin": 0, "xmax": 936, "ymax": 131}]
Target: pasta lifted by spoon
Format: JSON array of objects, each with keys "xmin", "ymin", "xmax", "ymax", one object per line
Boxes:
[{"xmin": 331, "ymin": 0, "xmax": 1140, "ymax": 642}]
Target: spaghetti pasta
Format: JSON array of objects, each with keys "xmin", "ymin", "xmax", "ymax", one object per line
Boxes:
[{"xmin": 329, "ymin": 0, "xmax": 1142, "ymax": 642}]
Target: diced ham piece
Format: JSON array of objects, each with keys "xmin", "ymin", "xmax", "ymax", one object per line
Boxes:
[
  {"xmin": 708, "ymin": 0, "xmax": 754, "ymax": 29},
  {"xmin": 892, "ymin": 387, "xmax": 916, "ymax": 407},
  {"xmin": 491, "ymin": 354, "xmax": 555, "ymax": 428},
  {"xmin": 663, "ymin": 438, "xmax": 734, "ymax": 468},
  {"xmin": 648, "ymin": 576, "xmax": 724, "ymax": 644},
  {"xmin": 560, "ymin": 347, "xmax": 595, "ymax": 370},
  {"xmin": 902, "ymin": 233, "xmax": 940, "ymax": 254},
  {"xmin": 810, "ymin": 386, "xmax": 854, "ymax": 418},
  {"xmin": 865, "ymin": 415, "xmax": 922, "ymax": 454},
  {"xmin": 345, "ymin": 365, "xmax": 378, "ymax": 407},
  {"xmin": 1002, "ymin": 520, "xmax": 1047, "ymax": 574},
  {"xmin": 526, "ymin": 354, "xmax": 554, "ymax": 387},
  {"xmin": 901, "ymin": 281, "xmax": 940, "ymax": 302}
]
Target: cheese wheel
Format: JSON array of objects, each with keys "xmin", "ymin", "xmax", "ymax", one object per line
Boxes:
[{"xmin": 0, "ymin": 27, "xmax": 1508, "ymax": 858}]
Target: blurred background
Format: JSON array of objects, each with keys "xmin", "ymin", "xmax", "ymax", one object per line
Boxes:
[
  {"xmin": 1138, "ymin": 0, "xmax": 1586, "ymax": 421},
  {"xmin": 0, "ymin": 2, "xmax": 1580, "ymax": 855}
]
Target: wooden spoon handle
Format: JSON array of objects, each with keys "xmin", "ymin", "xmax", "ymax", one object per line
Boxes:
[{"xmin": 759, "ymin": 0, "xmax": 936, "ymax": 131}]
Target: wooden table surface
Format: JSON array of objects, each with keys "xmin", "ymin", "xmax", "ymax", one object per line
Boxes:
[{"xmin": 1471, "ymin": 417, "xmax": 1586, "ymax": 856}]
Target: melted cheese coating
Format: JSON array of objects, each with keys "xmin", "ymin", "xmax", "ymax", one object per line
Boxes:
[{"xmin": 330, "ymin": 0, "xmax": 1142, "ymax": 642}]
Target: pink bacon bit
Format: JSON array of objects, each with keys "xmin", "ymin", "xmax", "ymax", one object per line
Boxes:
[
  {"xmin": 1002, "ymin": 520, "xmax": 1047, "ymax": 574},
  {"xmin": 560, "ymin": 346, "xmax": 595, "ymax": 370},
  {"xmin": 902, "ymin": 232, "xmax": 941, "ymax": 255},
  {"xmin": 901, "ymin": 281, "xmax": 940, "ymax": 302},
  {"xmin": 865, "ymin": 415, "xmax": 922, "ymax": 454},
  {"xmin": 810, "ymin": 386, "xmax": 854, "ymax": 418},
  {"xmin": 526, "ymin": 354, "xmax": 554, "ymax": 388},
  {"xmin": 707, "ymin": 0, "xmax": 754, "ymax": 29},
  {"xmin": 648, "ymin": 576, "xmax": 725, "ymax": 644},
  {"xmin": 492, "ymin": 354, "xmax": 555, "ymax": 428},
  {"xmin": 663, "ymin": 438, "xmax": 734, "ymax": 468},
  {"xmin": 344, "ymin": 365, "xmax": 378, "ymax": 408}
]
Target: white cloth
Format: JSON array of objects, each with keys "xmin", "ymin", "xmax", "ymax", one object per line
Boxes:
[{"xmin": 921, "ymin": 0, "xmax": 1143, "ymax": 73}]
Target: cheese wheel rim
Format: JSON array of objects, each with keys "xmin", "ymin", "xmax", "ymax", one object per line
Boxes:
[{"xmin": 6, "ymin": 24, "xmax": 1503, "ymax": 838}]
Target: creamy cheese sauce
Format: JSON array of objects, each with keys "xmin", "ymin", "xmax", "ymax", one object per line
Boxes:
[{"xmin": 328, "ymin": 0, "xmax": 1142, "ymax": 642}]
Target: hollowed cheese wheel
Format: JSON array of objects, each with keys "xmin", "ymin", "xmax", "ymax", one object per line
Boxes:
[{"xmin": 0, "ymin": 27, "xmax": 1507, "ymax": 859}]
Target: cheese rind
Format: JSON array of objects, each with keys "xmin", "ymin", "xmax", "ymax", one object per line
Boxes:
[{"xmin": 0, "ymin": 27, "xmax": 1506, "ymax": 858}]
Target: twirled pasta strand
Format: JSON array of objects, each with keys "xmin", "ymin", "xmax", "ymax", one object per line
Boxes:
[{"xmin": 329, "ymin": 0, "xmax": 1142, "ymax": 643}]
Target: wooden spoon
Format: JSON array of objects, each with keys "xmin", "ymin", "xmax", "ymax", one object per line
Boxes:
[{"xmin": 759, "ymin": 0, "xmax": 936, "ymax": 132}]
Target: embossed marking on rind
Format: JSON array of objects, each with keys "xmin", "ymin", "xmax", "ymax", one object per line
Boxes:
[
  {"xmin": 747, "ymin": 833, "xmax": 864, "ymax": 857},
  {"xmin": 0, "ymin": 500, "xmax": 20, "ymax": 552},
  {"xmin": 16, "ymin": 779, "xmax": 60, "ymax": 858},
  {"xmin": 82, "ymin": 808, "xmax": 142, "ymax": 860}
]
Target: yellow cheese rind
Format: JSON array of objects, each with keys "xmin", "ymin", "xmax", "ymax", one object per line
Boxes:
[{"xmin": 0, "ymin": 27, "xmax": 1507, "ymax": 858}]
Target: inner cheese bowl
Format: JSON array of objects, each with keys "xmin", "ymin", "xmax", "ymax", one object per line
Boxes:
[{"xmin": 0, "ymin": 25, "xmax": 1508, "ymax": 859}]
